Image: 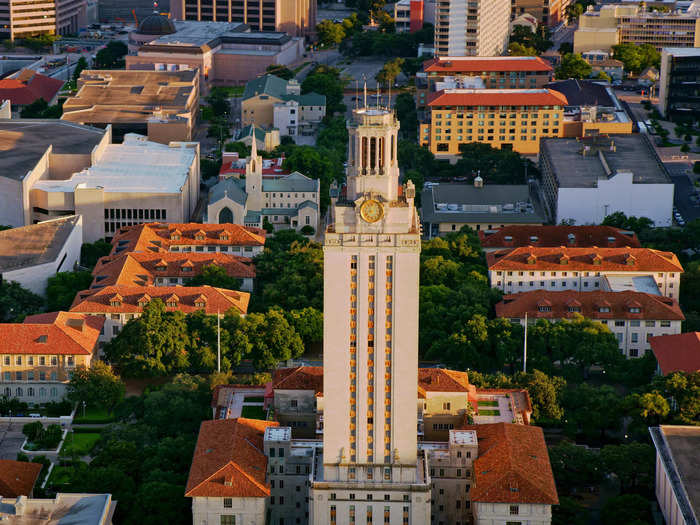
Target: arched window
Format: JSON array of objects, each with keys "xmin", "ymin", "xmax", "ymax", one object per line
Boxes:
[
  {"xmin": 16, "ymin": 387, "xmax": 23, "ymax": 397},
  {"xmin": 219, "ymin": 207, "xmax": 234, "ymax": 224},
  {"xmin": 39, "ymin": 388, "xmax": 46, "ymax": 398},
  {"xmin": 3, "ymin": 387, "xmax": 10, "ymax": 397},
  {"xmin": 28, "ymin": 387, "xmax": 35, "ymax": 397},
  {"xmin": 50, "ymin": 387, "xmax": 57, "ymax": 398}
]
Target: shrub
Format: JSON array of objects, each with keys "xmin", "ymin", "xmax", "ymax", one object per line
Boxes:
[
  {"xmin": 16, "ymin": 452, "xmax": 29, "ymax": 462},
  {"xmin": 680, "ymin": 144, "xmax": 690, "ymax": 153},
  {"xmin": 39, "ymin": 424, "xmax": 63, "ymax": 450},
  {"xmin": 44, "ymin": 400, "xmax": 72, "ymax": 417},
  {"xmin": 300, "ymin": 225, "xmax": 315, "ymax": 236},
  {"xmin": 22, "ymin": 421, "xmax": 44, "ymax": 442}
]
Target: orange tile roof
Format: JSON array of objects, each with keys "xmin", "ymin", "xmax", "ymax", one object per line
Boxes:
[
  {"xmin": 272, "ymin": 366, "xmax": 323, "ymax": 394},
  {"xmin": 496, "ymin": 290, "xmax": 684, "ymax": 321},
  {"xmin": 418, "ymin": 368, "xmax": 476, "ymax": 398},
  {"xmin": 479, "ymin": 225, "xmax": 641, "ymax": 249},
  {"xmin": 650, "ymin": 333, "xmax": 700, "ymax": 375},
  {"xmin": 109, "ymin": 222, "xmax": 266, "ymax": 255},
  {"xmin": 0, "ymin": 460, "xmax": 42, "ymax": 497},
  {"xmin": 423, "ymin": 57, "xmax": 553, "ymax": 73},
  {"xmin": 462, "ymin": 423, "xmax": 558, "ymax": 505},
  {"xmin": 185, "ymin": 418, "xmax": 278, "ymax": 498},
  {"xmin": 0, "ymin": 70, "xmax": 64, "ymax": 106},
  {"xmin": 487, "ymin": 246, "xmax": 683, "ymax": 273},
  {"xmin": 427, "ymin": 89, "xmax": 568, "ymax": 108},
  {"xmin": 91, "ymin": 251, "xmax": 256, "ymax": 288},
  {"xmin": 70, "ymin": 285, "xmax": 249, "ymax": 315},
  {"xmin": 0, "ymin": 312, "xmax": 104, "ymax": 356}
]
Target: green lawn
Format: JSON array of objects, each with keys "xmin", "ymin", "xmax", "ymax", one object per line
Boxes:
[
  {"xmin": 60, "ymin": 432, "xmax": 101, "ymax": 457},
  {"xmin": 244, "ymin": 396, "xmax": 265, "ymax": 403},
  {"xmin": 47, "ymin": 466, "xmax": 74, "ymax": 486},
  {"xmin": 478, "ymin": 409, "xmax": 501, "ymax": 416},
  {"xmin": 241, "ymin": 405, "xmax": 266, "ymax": 419},
  {"xmin": 478, "ymin": 400, "xmax": 499, "ymax": 407},
  {"xmin": 73, "ymin": 406, "xmax": 114, "ymax": 424}
]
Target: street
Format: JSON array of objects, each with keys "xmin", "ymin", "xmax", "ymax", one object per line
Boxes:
[
  {"xmin": 669, "ymin": 167, "xmax": 700, "ymax": 223},
  {"xmin": 0, "ymin": 421, "xmax": 25, "ymax": 460}
]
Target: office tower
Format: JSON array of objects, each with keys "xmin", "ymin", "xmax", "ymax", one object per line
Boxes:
[{"xmin": 434, "ymin": 0, "xmax": 510, "ymax": 57}]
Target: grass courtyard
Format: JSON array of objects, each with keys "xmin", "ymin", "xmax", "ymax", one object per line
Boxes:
[
  {"xmin": 59, "ymin": 432, "xmax": 101, "ymax": 457},
  {"xmin": 241, "ymin": 405, "xmax": 267, "ymax": 419}
]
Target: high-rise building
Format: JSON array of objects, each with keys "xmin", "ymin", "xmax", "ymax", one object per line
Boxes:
[
  {"xmin": 659, "ymin": 47, "xmax": 700, "ymax": 120},
  {"xmin": 511, "ymin": 0, "xmax": 570, "ymax": 27},
  {"xmin": 169, "ymin": 0, "xmax": 316, "ymax": 37},
  {"xmin": 309, "ymin": 101, "xmax": 431, "ymax": 523},
  {"xmin": 433, "ymin": 0, "xmax": 510, "ymax": 57},
  {"xmin": 0, "ymin": 0, "xmax": 87, "ymax": 41}
]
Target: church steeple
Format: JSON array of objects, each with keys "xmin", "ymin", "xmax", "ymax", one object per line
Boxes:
[{"xmin": 245, "ymin": 127, "xmax": 263, "ymax": 211}]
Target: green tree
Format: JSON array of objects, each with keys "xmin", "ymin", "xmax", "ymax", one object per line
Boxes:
[
  {"xmin": 283, "ymin": 146, "xmax": 336, "ymax": 211},
  {"xmin": 513, "ymin": 370, "xmax": 566, "ymax": 422},
  {"xmin": 301, "ymin": 65, "xmax": 346, "ymax": 115},
  {"xmin": 19, "ymin": 98, "xmax": 63, "ymax": 118},
  {"xmin": 72, "ymin": 56, "xmax": 88, "ymax": 82},
  {"xmin": 601, "ymin": 494, "xmax": 653, "ymax": 525},
  {"xmin": 67, "ymin": 361, "xmax": 125, "ymax": 412},
  {"xmin": 184, "ymin": 264, "xmax": 242, "ymax": 290},
  {"xmin": 562, "ymin": 383, "xmax": 624, "ymax": 442},
  {"xmin": 612, "ymin": 43, "xmax": 660, "ymax": 74},
  {"xmin": 548, "ymin": 441, "xmax": 604, "ymax": 495},
  {"xmin": 556, "ymin": 53, "xmax": 593, "ymax": 79},
  {"xmin": 593, "ymin": 70, "xmax": 612, "ymax": 82},
  {"xmin": 94, "ymin": 40, "xmax": 128, "ymax": 68},
  {"xmin": 394, "ymin": 92, "xmax": 418, "ymax": 140},
  {"xmin": 558, "ymin": 42, "xmax": 574, "ymax": 55},
  {"xmin": 80, "ymin": 239, "xmax": 112, "ymax": 270},
  {"xmin": 224, "ymin": 141, "xmax": 251, "ymax": 157},
  {"xmin": 282, "ymin": 307, "xmax": 323, "ymax": 348},
  {"xmin": 456, "ymin": 142, "xmax": 532, "ymax": 184},
  {"xmin": 0, "ymin": 281, "xmax": 43, "ymax": 322},
  {"xmin": 624, "ymin": 391, "xmax": 670, "ymax": 426},
  {"xmin": 601, "ymin": 443, "xmax": 655, "ymax": 494},
  {"xmin": 22, "ymin": 421, "xmax": 44, "ymax": 442},
  {"xmin": 508, "ymin": 42, "xmax": 538, "ymax": 56},
  {"xmin": 602, "ymin": 212, "xmax": 654, "ymax": 234},
  {"xmin": 242, "ymin": 310, "xmax": 304, "ymax": 370},
  {"xmin": 206, "ymin": 88, "xmax": 231, "ymax": 118},
  {"xmin": 376, "ymin": 57, "xmax": 404, "ymax": 86},
  {"xmin": 317, "ymin": 19, "xmax": 346, "ymax": 46},
  {"xmin": 103, "ymin": 299, "xmax": 190, "ymax": 378},
  {"xmin": 265, "ymin": 64, "xmax": 294, "ymax": 80},
  {"xmin": 46, "ymin": 271, "xmax": 93, "ymax": 311},
  {"xmin": 132, "ymin": 481, "xmax": 191, "ymax": 525},
  {"xmin": 553, "ymin": 496, "xmax": 589, "ymax": 525},
  {"xmin": 566, "ymin": 2, "xmax": 584, "ymax": 22},
  {"xmin": 510, "ymin": 25, "xmax": 552, "ymax": 53}
]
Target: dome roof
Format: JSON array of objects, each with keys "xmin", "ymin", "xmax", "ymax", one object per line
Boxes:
[{"xmin": 137, "ymin": 13, "xmax": 176, "ymax": 36}]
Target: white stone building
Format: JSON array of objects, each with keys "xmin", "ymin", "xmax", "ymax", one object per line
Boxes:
[
  {"xmin": 433, "ymin": 0, "xmax": 511, "ymax": 57},
  {"xmin": 0, "ymin": 216, "xmax": 82, "ymax": 296}
]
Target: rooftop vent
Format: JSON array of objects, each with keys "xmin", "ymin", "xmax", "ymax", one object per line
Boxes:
[{"xmin": 529, "ymin": 236, "xmax": 538, "ymax": 243}]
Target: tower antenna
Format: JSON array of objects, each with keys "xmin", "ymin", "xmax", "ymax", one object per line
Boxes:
[
  {"xmin": 388, "ymin": 82, "xmax": 391, "ymax": 109},
  {"xmin": 363, "ymin": 76, "xmax": 367, "ymax": 109},
  {"xmin": 355, "ymin": 79, "xmax": 359, "ymax": 110}
]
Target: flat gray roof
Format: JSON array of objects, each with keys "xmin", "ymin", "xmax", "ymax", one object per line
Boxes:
[
  {"xmin": 663, "ymin": 47, "xmax": 700, "ymax": 57},
  {"xmin": 0, "ymin": 120, "xmax": 105, "ymax": 181},
  {"xmin": 650, "ymin": 426, "xmax": 700, "ymax": 525},
  {"xmin": 421, "ymin": 183, "xmax": 545, "ymax": 224},
  {"xmin": 541, "ymin": 134, "xmax": 671, "ymax": 188},
  {"xmin": 0, "ymin": 216, "xmax": 81, "ymax": 272}
]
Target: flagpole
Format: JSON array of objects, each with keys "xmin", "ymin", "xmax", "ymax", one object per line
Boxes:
[{"xmin": 523, "ymin": 312, "xmax": 528, "ymax": 373}]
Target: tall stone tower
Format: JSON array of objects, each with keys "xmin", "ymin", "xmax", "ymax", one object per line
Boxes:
[
  {"xmin": 244, "ymin": 137, "xmax": 263, "ymax": 211},
  {"xmin": 310, "ymin": 103, "xmax": 430, "ymax": 523}
]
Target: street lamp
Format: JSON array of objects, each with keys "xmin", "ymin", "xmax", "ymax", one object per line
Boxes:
[{"xmin": 81, "ymin": 400, "xmax": 86, "ymax": 417}]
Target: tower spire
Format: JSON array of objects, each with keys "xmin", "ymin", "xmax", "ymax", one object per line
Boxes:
[{"xmin": 363, "ymin": 76, "xmax": 367, "ymax": 109}]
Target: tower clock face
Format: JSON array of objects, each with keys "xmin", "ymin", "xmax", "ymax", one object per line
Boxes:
[{"xmin": 360, "ymin": 199, "xmax": 384, "ymax": 223}]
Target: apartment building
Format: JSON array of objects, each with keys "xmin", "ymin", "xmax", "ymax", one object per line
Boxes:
[
  {"xmin": 539, "ymin": 134, "xmax": 674, "ymax": 226},
  {"xmin": 649, "ymin": 426, "xmax": 700, "ymax": 525},
  {"xmin": 574, "ymin": 3, "xmax": 700, "ymax": 53},
  {"xmin": 169, "ymin": 0, "xmax": 316, "ymax": 37},
  {"xmin": 61, "ymin": 69, "xmax": 200, "ymax": 144},
  {"xmin": 478, "ymin": 225, "xmax": 641, "ymax": 252},
  {"xmin": 70, "ymin": 285, "xmax": 250, "ymax": 342},
  {"xmin": 496, "ymin": 290, "xmax": 684, "ymax": 357},
  {"xmin": 659, "ymin": 47, "xmax": 700, "ymax": 120},
  {"xmin": 487, "ymin": 246, "xmax": 683, "ymax": 299},
  {"xmin": 0, "ymin": 312, "xmax": 103, "ymax": 403},
  {"xmin": 106, "ymin": 222, "xmax": 266, "ymax": 258},
  {"xmin": 433, "ymin": 0, "xmax": 511, "ymax": 57},
  {"xmin": 416, "ymin": 56, "xmax": 553, "ymax": 109},
  {"xmin": 419, "ymin": 88, "xmax": 568, "ymax": 155},
  {"xmin": 89, "ymin": 251, "xmax": 256, "ymax": 291},
  {"xmin": 394, "ymin": 0, "xmax": 425, "ymax": 32},
  {"xmin": 0, "ymin": 0, "xmax": 87, "ymax": 41},
  {"xmin": 511, "ymin": 0, "xmax": 570, "ymax": 26}
]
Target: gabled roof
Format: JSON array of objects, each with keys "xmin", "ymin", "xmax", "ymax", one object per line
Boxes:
[
  {"xmin": 185, "ymin": 418, "xmax": 278, "ymax": 498},
  {"xmin": 650, "ymin": 333, "xmax": 700, "ymax": 375},
  {"xmin": 243, "ymin": 74, "xmax": 289, "ymax": 100},
  {"xmin": 91, "ymin": 251, "xmax": 255, "ymax": 288},
  {"xmin": 487, "ymin": 246, "xmax": 683, "ymax": 273},
  {"xmin": 209, "ymin": 177, "xmax": 248, "ymax": 206},
  {"xmin": 418, "ymin": 368, "xmax": 475, "ymax": 398},
  {"xmin": 464, "ymin": 423, "xmax": 558, "ymax": 505},
  {"xmin": 109, "ymin": 222, "xmax": 266, "ymax": 255},
  {"xmin": 262, "ymin": 171, "xmax": 320, "ymax": 193},
  {"xmin": 71, "ymin": 285, "xmax": 249, "ymax": 315},
  {"xmin": 273, "ymin": 366, "xmax": 323, "ymax": 394},
  {"xmin": 427, "ymin": 89, "xmax": 568, "ymax": 108},
  {"xmin": 496, "ymin": 290, "xmax": 684, "ymax": 321},
  {"xmin": 2, "ymin": 312, "xmax": 104, "ymax": 356},
  {"xmin": 423, "ymin": 56, "xmax": 553, "ymax": 73},
  {"xmin": 0, "ymin": 460, "xmax": 42, "ymax": 497},
  {"xmin": 0, "ymin": 70, "xmax": 64, "ymax": 106},
  {"xmin": 478, "ymin": 225, "xmax": 640, "ymax": 250}
]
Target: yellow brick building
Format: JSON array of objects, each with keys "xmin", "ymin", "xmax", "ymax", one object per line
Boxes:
[{"xmin": 419, "ymin": 89, "xmax": 568, "ymax": 156}]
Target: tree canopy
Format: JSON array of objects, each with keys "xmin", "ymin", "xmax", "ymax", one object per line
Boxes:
[
  {"xmin": 46, "ymin": 271, "xmax": 93, "ymax": 311},
  {"xmin": 612, "ymin": 43, "xmax": 660, "ymax": 74},
  {"xmin": 67, "ymin": 361, "xmax": 125, "ymax": 412},
  {"xmin": 556, "ymin": 53, "xmax": 593, "ymax": 80},
  {"xmin": 184, "ymin": 264, "xmax": 242, "ymax": 290},
  {"xmin": 0, "ymin": 281, "xmax": 43, "ymax": 322}
]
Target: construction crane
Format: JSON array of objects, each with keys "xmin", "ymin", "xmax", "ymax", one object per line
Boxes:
[{"xmin": 132, "ymin": 9, "xmax": 138, "ymax": 25}]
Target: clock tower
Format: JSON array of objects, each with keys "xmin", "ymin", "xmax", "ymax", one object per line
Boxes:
[{"xmin": 310, "ymin": 103, "xmax": 430, "ymax": 523}]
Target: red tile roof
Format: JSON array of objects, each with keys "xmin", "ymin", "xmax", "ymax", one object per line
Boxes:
[
  {"xmin": 650, "ymin": 333, "xmax": 700, "ymax": 375},
  {"xmin": 0, "ymin": 460, "xmax": 42, "ymax": 497},
  {"xmin": 462, "ymin": 423, "xmax": 559, "ymax": 505},
  {"xmin": 109, "ymin": 222, "xmax": 266, "ymax": 255},
  {"xmin": 272, "ymin": 366, "xmax": 323, "ymax": 394},
  {"xmin": 487, "ymin": 246, "xmax": 683, "ymax": 273},
  {"xmin": 0, "ymin": 312, "xmax": 103, "ymax": 356},
  {"xmin": 418, "ymin": 368, "xmax": 476, "ymax": 398},
  {"xmin": 496, "ymin": 290, "xmax": 684, "ymax": 321},
  {"xmin": 479, "ymin": 225, "xmax": 641, "ymax": 250},
  {"xmin": 91, "ymin": 251, "xmax": 255, "ymax": 288},
  {"xmin": 427, "ymin": 89, "xmax": 568, "ymax": 108},
  {"xmin": 423, "ymin": 57, "xmax": 553, "ymax": 73},
  {"xmin": 0, "ymin": 70, "xmax": 64, "ymax": 106},
  {"xmin": 185, "ymin": 418, "xmax": 278, "ymax": 498},
  {"xmin": 70, "ymin": 285, "xmax": 249, "ymax": 316}
]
